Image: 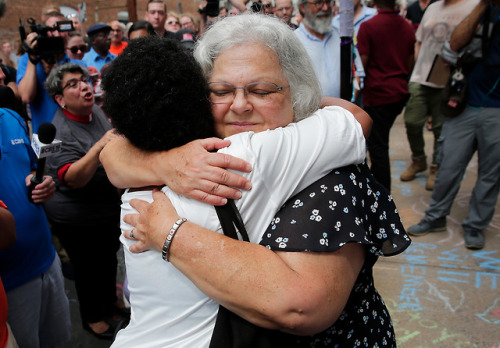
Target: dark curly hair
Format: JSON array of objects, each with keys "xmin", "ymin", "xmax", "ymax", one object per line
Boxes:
[{"xmin": 102, "ymin": 36, "xmax": 215, "ymax": 151}]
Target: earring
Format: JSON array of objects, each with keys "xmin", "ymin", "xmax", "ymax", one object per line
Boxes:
[{"xmin": 62, "ymin": 105, "xmax": 66, "ymax": 109}]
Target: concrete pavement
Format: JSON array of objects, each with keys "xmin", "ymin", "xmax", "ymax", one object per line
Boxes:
[
  {"xmin": 59, "ymin": 113, "xmax": 500, "ymax": 347},
  {"xmin": 374, "ymin": 114, "xmax": 500, "ymax": 347}
]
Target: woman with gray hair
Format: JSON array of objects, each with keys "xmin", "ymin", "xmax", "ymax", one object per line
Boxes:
[
  {"xmin": 43, "ymin": 63, "xmax": 126, "ymax": 340},
  {"xmin": 193, "ymin": 14, "xmax": 321, "ymax": 123},
  {"xmin": 102, "ymin": 14, "xmax": 408, "ymax": 347}
]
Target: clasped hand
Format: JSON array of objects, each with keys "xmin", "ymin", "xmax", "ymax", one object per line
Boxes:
[{"xmin": 124, "ymin": 189, "xmax": 181, "ymax": 254}]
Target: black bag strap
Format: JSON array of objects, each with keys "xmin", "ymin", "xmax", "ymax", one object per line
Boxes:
[
  {"xmin": 211, "ymin": 201, "xmax": 301, "ymax": 348},
  {"xmin": 215, "ymin": 199, "xmax": 249, "ymax": 242}
]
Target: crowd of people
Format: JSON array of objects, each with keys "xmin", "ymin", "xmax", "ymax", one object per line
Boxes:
[{"xmin": 0, "ymin": 0, "xmax": 499, "ymax": 347}]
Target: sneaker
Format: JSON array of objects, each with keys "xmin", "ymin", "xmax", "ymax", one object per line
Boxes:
[
  {"xmin": 464, "ymin": 228, "xmax": 484, "ymax": 250},
  {"xmin": 407, "ymin": 218, "xmax": 447, "ymax": 236}
]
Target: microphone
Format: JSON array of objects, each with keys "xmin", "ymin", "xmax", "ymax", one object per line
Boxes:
[{"xmin": 28, "ymin": 123, "xmax": 62, "ymax": 202}]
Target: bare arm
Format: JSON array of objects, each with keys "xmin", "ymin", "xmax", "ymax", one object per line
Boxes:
[
  {"xmin": 64, "ymin": 130, "xmax": 118, "ymax": 189},
  {"xmin": 17, "ymin": 33, "xmax": 39, "ymax": 104},
  {"xmin": 126, "ymin": 191, "xmax": 365, "ymax": 335},
  {"xmin": 0, "ymin": 205, "xmax": 16, "ymax": 249},
  {"xmin": 450, "ymin": 0, "xmax": 490, "ymax": 52},
  {"xmin": 414, "ymin": 41, "xmax": 421, "ymax": 63},
  {"xmin": 100, "ymin": 136, "xmax": 252, "ymax": 205},
  {"xmin": 321, "ymin": 96, "xmax": 372, "ymax": 138}
]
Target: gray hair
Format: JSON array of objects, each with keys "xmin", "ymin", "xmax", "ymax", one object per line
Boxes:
[
  {"xmin": 45, "ymin": 63, "xmax": 89, "ymax": 99},
  {"xmin": 193, "ymin": 13, "xmax": 321, "ymax": 122},
  {"xmin": 110, "ymin": 20, "xmax": 126, "ymax": 31}
]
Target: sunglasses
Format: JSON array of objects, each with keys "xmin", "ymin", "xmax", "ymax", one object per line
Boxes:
[
  {"xmin": 67, "ymin": 44, "xmax": 88, "ymax": 54},
  {"xmin": 167, "ymin": 20, "xmax": 180, "ymax": 25}
]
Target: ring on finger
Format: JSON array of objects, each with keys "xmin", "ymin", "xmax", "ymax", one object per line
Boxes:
[{"xmin": 130, "ymin": 229, "xmax": 137, "ymax": 240}]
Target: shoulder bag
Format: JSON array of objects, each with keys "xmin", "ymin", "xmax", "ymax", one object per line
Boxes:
[{"xmin": 210, "ymin": 200, "xmax": 299, "ymax": 348}]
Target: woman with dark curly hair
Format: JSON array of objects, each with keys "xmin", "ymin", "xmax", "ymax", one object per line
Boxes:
[
  {"xmin": 102, "ymin": 15, "xmax": 409, "ymax": 347},
  {"xmin": 42, "ymin": 63, "xmax": 125, "ymax": 340},
  {"xmin": 102, "ymin": 39, "xmax": 214, "ymax": 151}
]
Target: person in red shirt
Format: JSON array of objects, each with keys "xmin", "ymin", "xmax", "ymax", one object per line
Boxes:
[{"xmin": 357, "ymin": 0, "xmax": 416, "ymax": 191}]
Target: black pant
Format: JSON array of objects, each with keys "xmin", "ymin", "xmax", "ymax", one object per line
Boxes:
[
  {"xmin": 364, "ymin": 99, "xmax": 407, "ymax": 192},
  {"xmin": 51, "ymin": 220, "xmax": 120, "ymax": 323}
]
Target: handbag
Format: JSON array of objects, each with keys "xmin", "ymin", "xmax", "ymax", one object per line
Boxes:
[
  {"xmin": 440, "ymin": 4, "xmax": 496, "ymax": 117},
  {"xmin": 440, "ymin": 65, "xmax": 468, "ymax": 118},
  {"xmin": 210, "ymin": 200, "xmax": 300, "ymax": 348}
]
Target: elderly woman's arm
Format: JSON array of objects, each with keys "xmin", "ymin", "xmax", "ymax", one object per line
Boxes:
[
  {"xmin": 63, "ymin": 129, "xmax": 118, "ymax": 189},
  {"xmin": 126, "ymin": 190, "xmax": 365, "ymax": 336},
  {"xmin": 100, "ymin": 136, "xmax": 253, "ymax": 205}
]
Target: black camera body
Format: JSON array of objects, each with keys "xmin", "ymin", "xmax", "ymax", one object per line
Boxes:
[
  {"xmin": 198, "ymin": 0, "xmax": 219, "ymax": 17},
  {"xmin": 19, "ymin": 17, "xmax": 74, "ymax": 62},
  {"xmin": 250, "ymin": 1, "xmax": 263, "ymax": 13}
]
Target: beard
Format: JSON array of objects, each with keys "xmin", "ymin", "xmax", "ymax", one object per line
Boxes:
[{"xmin": 302, "ymin": 9, "xmax": 333, "ymax": 34}]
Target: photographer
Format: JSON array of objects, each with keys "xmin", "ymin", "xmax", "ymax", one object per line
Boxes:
[
  {"xmin": 16, "ymin": 11, "xmax": 85, "ymax": 133},
  {"xmin": 407, "ymin": 0, "xmax": 500, "ymax": 249}
]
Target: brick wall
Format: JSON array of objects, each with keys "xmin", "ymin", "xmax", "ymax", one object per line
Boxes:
[{"xmin": 0, "ymin": 0, "xmax": 202, "ymax": 51}]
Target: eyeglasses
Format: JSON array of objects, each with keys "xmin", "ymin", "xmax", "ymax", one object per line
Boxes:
[
  {"xmin": 67, "ymin": 44, "xmax": 88, "ymax": 54},
  {"xmin": 276, "ymin": 6, "xmax": 293, "ymax": 12},
  {"xmin": 208, "ymin": 81, "xmax": 290, "ymax": 104},
  {"xmin": 262, "ymin": 3, "xmax": 271, "ymax": 8},
  {"xmin": 62, "ymin": 74, "xmax": 91, "ymax": 90},
  {"xmin": 166, "ymin": 20, "xmax": 180, "ymax": 25},
  {"xmin": 307, "ymin": 0, "xmax": 334, "ymax": 9}
]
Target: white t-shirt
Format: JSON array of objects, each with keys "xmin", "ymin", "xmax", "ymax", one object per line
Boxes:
[
  {"xmin": 112, "ymin": 106, "xmax": 366, "ymax": 348},
  {"xmin": 410, "ymin": 0, "xmax": 479, "ymax": 87}
]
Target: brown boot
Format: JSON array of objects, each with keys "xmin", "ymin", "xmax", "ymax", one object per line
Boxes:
[
  {"xmin": 425, "ymin": 164, "xmax": 439, "ymax": 191},
  {"xmin": 400, "ymin": 156, "xmax": 427, "ymax": 181}
]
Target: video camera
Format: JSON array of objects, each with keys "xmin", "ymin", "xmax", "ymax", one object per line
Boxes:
[
  {"xmin": 250, "ymin": 1, "xmax": 263, "ymax": 13},
  {"xmin": 19, "ymin": 17, "xmax": 74, "ymax": 64},
  {"xmin": 198, "ymin": 0, "xmax": 220, "ymax": 18}
]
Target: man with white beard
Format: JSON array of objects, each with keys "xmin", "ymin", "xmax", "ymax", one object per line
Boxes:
[{"xmin": 295, "ymin": 0, "xmax": 364, "ymax": 98}]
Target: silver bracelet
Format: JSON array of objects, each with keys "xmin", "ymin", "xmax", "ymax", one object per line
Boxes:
[{"xmin": 161, "ymin": 218, "xmax": 187, "ymax": 262}]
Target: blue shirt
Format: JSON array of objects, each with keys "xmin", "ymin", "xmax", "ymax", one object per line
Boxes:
[
  {"xmin": 332, "ymin": 5, "xmax": 377, "ymax": 35},
  {"xmin": 82, "ymin": 47, "xmax": 116, "ymax": 73},
  {"xmin": 0, "ymin": 108, "xmax": 56, "ymax": 292},
  {"xmin": 294, "ymin": 24, "xmax": 364, "ymax": 97},
  {"xmin": 16, "ymin": 54, "xmax": 86, "ymax": 133}
]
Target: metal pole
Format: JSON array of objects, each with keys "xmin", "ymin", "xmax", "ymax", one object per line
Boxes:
[{"xmin": 338, "ymin": 0, "xmax": 354, "ymax": 101}]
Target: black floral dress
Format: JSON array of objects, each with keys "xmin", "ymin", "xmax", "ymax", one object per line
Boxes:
[{"xmin": 260, "ymin": 163, "xmax": 411, "ymax": 347}]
